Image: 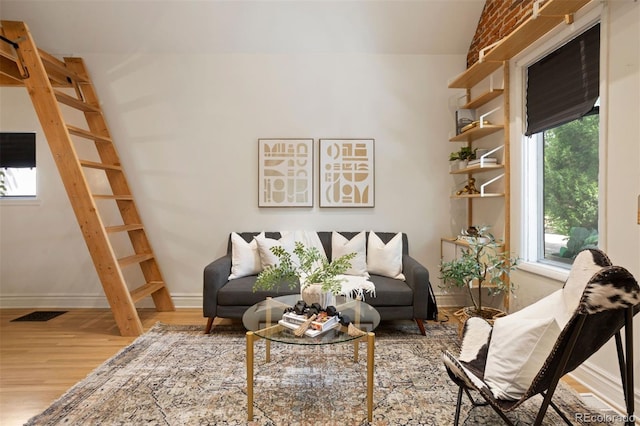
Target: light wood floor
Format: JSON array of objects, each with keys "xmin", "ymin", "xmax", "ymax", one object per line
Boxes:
[{"xmin": 0, "ymin": 307, "xmax": 589, "ymax": 425}]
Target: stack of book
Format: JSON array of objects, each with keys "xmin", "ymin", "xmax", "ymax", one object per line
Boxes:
[
  {"xmin": 279, "ymin": 312, "xmax": 340, "ymax": 337},
  {"xmin": 468, "ymin": 157, "xmax": 498, "ymax": 166}
]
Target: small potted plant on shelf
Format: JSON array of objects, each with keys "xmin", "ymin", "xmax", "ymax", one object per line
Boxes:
[
  {"xmin": 449, "ymin": 146, "xmax": 477, "ymax": 170},
  {"xmin": 439, "ymin": 226, "xmax": 518, "ymax": 325},
  {"xmin": 253, "ymin": 242, "xmax": 356, "ymax": 307}
]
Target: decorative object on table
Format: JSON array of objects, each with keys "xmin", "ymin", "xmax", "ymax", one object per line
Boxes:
[
  {"xmin": 293, "ymin": 313, "xmax": 317, "ymax": 336},
  {"xmin": 319, "ymin": 138, "xmax": 374, "ymax": 207},
  {"xmin": 279, "ymin": 302, "xmax": 342, "ymax": 337},
  {"xmin": 347, "ymin": 322, "xmax": 368, "ymax": 337},
  {"xmin": 258, "ymin": 138, "xmax": 313, "ymax": 207},
  {"xmin": 253, "ymin": 241, "xmax": 356, "ymax": 307},
  {"xmin": 456, "ymin": 177, "xmax": 480, "ymax": 195},
  {"xmin": 439, "ymin": 226, "xmax": 518, "ymax": 323}
]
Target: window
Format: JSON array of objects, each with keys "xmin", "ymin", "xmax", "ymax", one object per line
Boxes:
[
  {"xmin": 0, "ymin": 132, "xmax": 37, "ymax": 198},
  {"xmin": 523, "ymin": 24, "xmax": 600, "ymax": 268}
]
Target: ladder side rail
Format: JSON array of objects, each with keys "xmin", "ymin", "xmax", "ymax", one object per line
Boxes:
[{"xmin": 2, "ymin": 20, "xmax": 145, "ymax": 336}]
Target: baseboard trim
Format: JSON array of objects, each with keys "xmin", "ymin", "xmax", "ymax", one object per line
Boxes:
[
  {"xmin": 0, "ymin": 293, "xmax": 203, "ymax": 309},
  {"xmin": 568, "ymin": 360, "xmax": 639, "ymax": 418}
]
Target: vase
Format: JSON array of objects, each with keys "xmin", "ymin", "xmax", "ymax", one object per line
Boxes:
[{"xmin": 301, "ymin": 284, "xmax": 336, "ymax": 309}]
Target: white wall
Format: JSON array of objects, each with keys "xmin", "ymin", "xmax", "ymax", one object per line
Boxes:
[
  {"xmin": 0, "ymin": 53, "xmax": 463, "ymax": 308},
  {"xmin": 509, "ymin": 1, "xmax": 640, "ymax": 413}
]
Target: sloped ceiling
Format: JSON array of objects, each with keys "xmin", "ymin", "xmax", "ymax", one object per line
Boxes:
[{"xmin": 0, "ymin": 0, "xmax": 485, "ymax": 55}]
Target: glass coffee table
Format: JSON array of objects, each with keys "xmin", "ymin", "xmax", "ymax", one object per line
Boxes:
[{"xmin": 242, "ymin": 294, "xmax": 380, "ymax": 422}]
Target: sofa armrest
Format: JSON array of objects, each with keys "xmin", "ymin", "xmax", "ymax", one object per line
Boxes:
[
  {"xmin": 203, "ymin": 255, "xmax": 232, "ymax": 318},
  {"xmin": 402, "ymin": 254, "xmax": 432, "ymax": 320}
]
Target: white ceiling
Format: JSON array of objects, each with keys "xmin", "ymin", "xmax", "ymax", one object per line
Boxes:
[{"xmin": 0, "ymin": 0, "xmax": 485, "ymax": 55}]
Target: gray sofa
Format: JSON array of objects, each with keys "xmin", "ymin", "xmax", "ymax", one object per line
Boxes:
[{"xmin": 203, "ymin": 231, "xmax": 438, "ymax": 335}]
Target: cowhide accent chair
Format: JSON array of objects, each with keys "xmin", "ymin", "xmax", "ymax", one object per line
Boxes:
[{"xmin": 443, "ymin": 248, "xmax": 639, "ymax": 426}]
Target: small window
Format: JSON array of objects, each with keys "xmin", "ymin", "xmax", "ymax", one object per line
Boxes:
[{"xmin": 0, "ymin": 132, "xmax": 37, "ymax": 198}]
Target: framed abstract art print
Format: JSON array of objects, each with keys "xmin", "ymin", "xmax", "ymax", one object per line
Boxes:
[
  {"xmin": 319, "ymin": 138, "xmax": 374, "ymax": 207},
  {"xmin": 258, "ymin": 138, "xmax": 313, "ymax": 207}
]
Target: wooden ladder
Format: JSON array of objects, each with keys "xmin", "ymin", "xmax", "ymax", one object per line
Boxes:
[{"xmin": 1, "ymin": 21, "xmax": 174, "ymax": 336}]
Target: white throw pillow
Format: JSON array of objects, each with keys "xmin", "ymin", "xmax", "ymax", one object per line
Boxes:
[
  {"xmin": 254, "ymin": 233, "xmax": 297, "ymax": 268},
  {"xmin": 228, "ymin": 232, "xmax": 264, "ymax": 280},
  {"xmin": 283, "ymin": 230, "xmax": 327, "ymax": 260},
  {"xmin": 366, "ymin": 231, "xmax": 405, "ymax": 280},
  {"xmin": 484, "ymin": 315, "xmax": 561, "ymax": 400},
  {"xmin": 332, "ymin": 231, "xmax": 369, "ymax": 277}
]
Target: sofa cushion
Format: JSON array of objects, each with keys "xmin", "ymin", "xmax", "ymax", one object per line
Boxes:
[
  {"xmin": 217, "ymin": 275, "xmax": 300, "ymax": 306},
  {"xmin": 332, "ymin": 231, "xmax": 369, "ymax": 277},
  {"xmin": 366, "ymin": 275, "xmax": 413, "ymax": 306},
  {"xmin": 367, "ymin": 231, "xmax": 405, "ymax": 280},
  {"xmin": 228, "ymin": 231, "xmax": 264, "ymax": 280}
]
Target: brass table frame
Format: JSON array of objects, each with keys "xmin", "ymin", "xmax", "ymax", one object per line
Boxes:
[{"xmin": 246, "ymin": 325, "xmax": 375, "ymax": 422}]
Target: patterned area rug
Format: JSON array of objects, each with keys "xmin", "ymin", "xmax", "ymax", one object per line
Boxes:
[{"xmin": 26, "ymin": 322, "xmax": 618, "ymax": 425}]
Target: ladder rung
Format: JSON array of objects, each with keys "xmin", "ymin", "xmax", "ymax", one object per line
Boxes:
[
  {"xmin": 79, "ymin": 160, "xmax": 122, "ymax": 171},
  {"xmin": 93, "ymin": 194, "xmax": 133, "ymax": 200},
  {"xmin": 130, "ymin": 281, "xmax": 166, "ymax": 303},
  {"xmin": 0, "ymin": 58, "xmax": 24, "ymax": 84},
  {"xmin": 54, "ymin": 89, "xmax": 100, "ymax": 112},
  {"xmin": 67, "ymin": 125, "xmax": 112, "ymax": 143},
  {"xmin": 118, "ymin": 253, "xmax": 154, "ymax": 268},
  {"xmin": 38, "ymin": 49, "xmax": 88, "ymax": 83},
  {"xmin": 0, "ymin": 31, "xmax": 18, "ymax": 62},
  {"xmin": 0, "ymin": 30, "xmax": 27, "ymax": 81},
  {"xmin": 106, "ymin": 224, "xmax": 143, "ymax": 233}
]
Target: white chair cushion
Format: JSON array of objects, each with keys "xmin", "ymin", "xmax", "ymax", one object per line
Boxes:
[
  {"xmin": 331, "ymin": 231, "xmax": 369, "ymax": 277},
  {"xmin": 484, "ymin": 314, "xmax": 561, "ymax": 400},
  {"xmin": 366, "ymin": 231, "xmax": 405, "ymax": 280},
  {"xmin": 562, "ymin": 249, "xmax": 605, "ymax": 313},
  {"xmin": 228, "ymin": 232, "xmax": 264, "ymax": 280}
]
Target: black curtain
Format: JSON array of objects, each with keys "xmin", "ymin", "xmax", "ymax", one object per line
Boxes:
[
  {"xmin": 526, "ymin": 24, "xmax": 600, "ymax": 136},
  {"xmin": 0, "ymin": 133, "xmax": 36, "ymax": 168}
]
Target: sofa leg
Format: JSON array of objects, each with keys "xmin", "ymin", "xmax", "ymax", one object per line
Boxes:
[
  {"xmin": 415, "ymin": 319, "xmax": 426, "ymax": 336},
  {"xmin": 204, "ymin": 317, "xmax": 214, "ymax": 334}
]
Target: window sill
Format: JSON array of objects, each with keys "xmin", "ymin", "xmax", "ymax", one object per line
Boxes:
[{"xmin": 518, "ymin": 261, "xmax": 569, "ymax": 283}]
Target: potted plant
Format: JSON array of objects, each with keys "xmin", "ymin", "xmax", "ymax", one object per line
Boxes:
[
  {"xmin": 439, "ymin": 226, "xmax": 518, "ymax": 322},
  {"xmin": 253, "ymin": 241, "xmax": 356, "ymax": 307},
  {"xmin": 449, "ymin": 146, "xmax": 477, "ymax": 170}
]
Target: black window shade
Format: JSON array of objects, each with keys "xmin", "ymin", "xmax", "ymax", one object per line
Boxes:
[
  {"xmin": 526, "ymin": 24, "xmax": 600, "ymax": 136},
  {"xmin": 0, "ymin": 133, "xmax": 36, "ymax": 168}
]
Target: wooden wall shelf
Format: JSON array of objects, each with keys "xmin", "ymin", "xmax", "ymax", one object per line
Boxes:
[
  {"xmin": 462, "ymin": 89, "xmax": 504, "ymax": 110},
  {"xmin": 449, "ymin": 125, "xmax": 503, "ymax": 142},
  {"xmin": 450, "ymin": 164, "xmax": 504, "ymax": 175},
  {"xmin": 448, "ymin": 0, "xmax": 591, "ymax": 89},
  {"xmin": 451, "ymin": 193, "xmax": 505, "ymax": 199}
]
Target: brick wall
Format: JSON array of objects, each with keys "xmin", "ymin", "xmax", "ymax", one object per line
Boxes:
[{"xmin": 467, "ymin": 0, "xmax": 536, "ymax": 68}]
